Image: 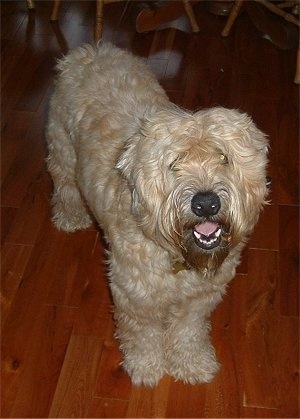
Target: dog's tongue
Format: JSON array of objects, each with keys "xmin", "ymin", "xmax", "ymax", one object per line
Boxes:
[{"xmin": 195, "ymin": 221, "xmax": 219, "ymax": 237}]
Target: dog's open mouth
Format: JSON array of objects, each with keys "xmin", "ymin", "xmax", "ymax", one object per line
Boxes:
[{"xmin": 193, "ymin": 221, "xmax": 222, "ymax": 250}]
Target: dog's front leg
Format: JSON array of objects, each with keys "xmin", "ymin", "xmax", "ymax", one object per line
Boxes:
[
  {"xmin": 165, "ymin": 297, "xmax": 220, "ymax": 384},
  {"xmin": 111, "ymin": 285, "xmax": 166, "ymax": 387}
]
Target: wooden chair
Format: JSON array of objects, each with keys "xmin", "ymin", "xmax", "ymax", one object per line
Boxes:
[
  {"xmin": 222, "ymin": 0, "xmax": 300, "ymax": 83},
  {"xmin": 50, "ymin": 0, "xmax": 125, "ymax": 41},
  {"xmin": 50, "ymin": 0, "xmax": 199, "ymax": 41},
  {"xmin": 182, "ymin": 0, "xmax": 200, "ymax": 33},
  {"xmin": 136, "ymin": 0, "xmax": 200, "ymax": 34}
]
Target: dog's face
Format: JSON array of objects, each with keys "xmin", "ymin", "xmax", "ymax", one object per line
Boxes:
[{"xmin": 117, "ymin": 107, "xmax": 269, "ymax": 271}]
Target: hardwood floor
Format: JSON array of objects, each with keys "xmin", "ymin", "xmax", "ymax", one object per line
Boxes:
[{"xmin": 1, "ymin": 1, "xmax": 299, "ymax": 417}]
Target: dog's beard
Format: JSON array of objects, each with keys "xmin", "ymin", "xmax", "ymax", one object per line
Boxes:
[
  {"xmin": 142, "ymin": 192, "xmax": 238, "ymax": 272},
  {"xmin": 166, "ymin": 192, "xmax": 235, "ymax": 271},
  {"xmin": 134, "ymin": 180, "xmax": 263, "ymax": 273},
  {"xmin": 180, "ymin": 221, "xmax": 233, "ymax": 271}
]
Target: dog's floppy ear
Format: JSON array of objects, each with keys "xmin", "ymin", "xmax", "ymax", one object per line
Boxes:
[
  {"xmin": 115, "ymin": 135, "xmax": 139, "ymax": 183},
  {"xmin": 116, "ymin": 135, "xmax": 141, "ymax": 215}
]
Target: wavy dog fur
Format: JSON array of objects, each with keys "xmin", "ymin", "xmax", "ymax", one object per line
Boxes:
[{"xmin": 46, "ymin": 42, "xmax": 269, "ymax": 386}]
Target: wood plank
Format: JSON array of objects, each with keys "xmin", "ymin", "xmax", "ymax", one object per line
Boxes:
[
  {"xmin": 242, "ymin": 250, "xmax": 281, "ymax": 409},
  {"xmin": 46, "ymin": 230, "xmax": 102, "ymax": 308},
  {"xmin": 48, "ymin": 335, "xmax": 103, "ymax": 418},
  {"xmin": 1, "ymin": 110, "xmax": 34, "ymax": 183},
  {"xmin": 1, "ymin": 243, "xmax": 33, "ymax": 327},
  {"xmin": 274, "ymin": 316, "xmax": 299, "ymax": 417},
  {"xmin": 95, "ymin": 339, "xmax": 132, "ymax": 401},
  {"xmin": 3, "ymin": 170, "xmax": 52, "ymax": 245},
  {"xmin": 1, "ymin": 104, "xmax": 48, "ymax": 208},
  {"xmin": 249, "ymin": 204, "xmax": 279, "ymax": 250},
  {"xmin": 87, "ymin": 397, "xmax": 128, "ymax": 418},
  {"xmin": 278, "ymin": 205, "xmax": 299, "ymax": 316},
  {"xmin": 1, "ymin": 46, "xmax": 45, "ymax": 126},
  {"xmin": 72, "ymin": 234, "xmax": 114, "ymax": 339},
  {"xmin": 1, "ymin": 227, "xmax": 69, "ymax": 416},
  {"xmin": 275, "ymin": 94, "xmax": 299, "ymax": 205},
  {"xmin": 1, "ymin": 207, "xmax": 17, "ymax": 245},
  {"xmin": 242, "ymin": 406, "xmax": 283, "ymax": 418},
  {"xmin": 126, "ymin": 376, "xmax": 171, "ymax": 418},
  {"xmin": 208, "ymin": 274, "xmax": 246, "ymax": 416},
  {"xmin": 15, "ymin": 54, "xmax": 57, "ymax": 112},
  {"xmin": 166, "ymin": 380, "xmax": 206, "ymax": 418},
  {"xmin": 8, "ymin": 305, "xmax": 77, "ymax": 418}
]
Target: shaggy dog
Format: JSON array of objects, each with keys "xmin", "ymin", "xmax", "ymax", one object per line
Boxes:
[{"xmin": 46, "ymin": 42, "xmax": 269, "ymax": 386}]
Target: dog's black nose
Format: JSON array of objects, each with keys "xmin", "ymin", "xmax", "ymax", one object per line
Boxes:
[{"xmin": 191, "ymin": 191, "xmax": 221, "ymax": 217}]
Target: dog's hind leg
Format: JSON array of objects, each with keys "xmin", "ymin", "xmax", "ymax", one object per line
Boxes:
[{"xmin": 46, "ymin": 122, "xmax": 93, "ymax": 232}]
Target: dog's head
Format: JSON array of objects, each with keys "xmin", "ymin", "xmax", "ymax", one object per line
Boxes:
[{"xmin": 117, "ymin": 107, "xmax": 269, "ymax": 272}]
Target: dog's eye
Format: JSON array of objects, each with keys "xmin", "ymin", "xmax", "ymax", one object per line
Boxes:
[{"xmin": 219, "ymin": 153, "xmax": 228, "ymax": 164}]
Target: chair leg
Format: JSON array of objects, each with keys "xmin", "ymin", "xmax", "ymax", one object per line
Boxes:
[
  {"xmin": 94, "ymin": 0, "xmax": 104, "ymax": 41},
  {"xmin": 222, "ymin": 0, "xmax": 244, "ymax": 37},
  {"xmin": 26, "ymin": 0, "xmax": 35, "ymax": 10},
  {"xmin": 183, "ymin": 0, "xmax": 200, "ymax": 33},
  {"xmin": 51, "ymin": 0, "xmax": 61, "ymax": 21},
  {"xmin": 256, "ymin": 0, "xmax": 300, "ymax": 27}
]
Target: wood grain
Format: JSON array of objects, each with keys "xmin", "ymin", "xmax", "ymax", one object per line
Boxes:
[{"xmin": 48, "ymin": 335, "xmax": 103, "ymax": 418}]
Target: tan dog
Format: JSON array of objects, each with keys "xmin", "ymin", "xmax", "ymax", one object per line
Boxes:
[{"xmin": 46, "ymin": 42, "xmax": 269, "ymax": 386}]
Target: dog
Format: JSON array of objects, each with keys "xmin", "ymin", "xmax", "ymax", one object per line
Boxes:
[{"xmin": 46, "ymin": 42, "xmax": 269, "ymax": 386}]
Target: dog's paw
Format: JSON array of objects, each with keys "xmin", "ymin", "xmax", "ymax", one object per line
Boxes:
[
  {"xmin": 52, "ymin": 200, "xmax": 93, "ymax": 232},
  {"xmin": 52, "ymin": 211, "xmax": 93, "ymax": 232},
  {"xmin": 122, "ymin": 354, "xmax": 166, "ymax": 387},
  {"xmin": 167, "ymin": 346, "xmax": 220, "ymax": 384},
  {"xmin": 51, "ymin": 187, "xmax": 93, "ymax": 232}
]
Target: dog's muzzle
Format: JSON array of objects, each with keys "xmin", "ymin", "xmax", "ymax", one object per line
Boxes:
[{"xmin": 191, "ymin": 192, "xmax": 223, "ymax": 251}]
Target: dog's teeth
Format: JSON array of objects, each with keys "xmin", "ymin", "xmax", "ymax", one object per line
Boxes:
[
  {"xmin": 215, "ymin": 228, "xmax": 222, "ymax": 237},
  {"xmin": 193, "ymin": 231, "xmax": 201, "ymax": 239}
]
